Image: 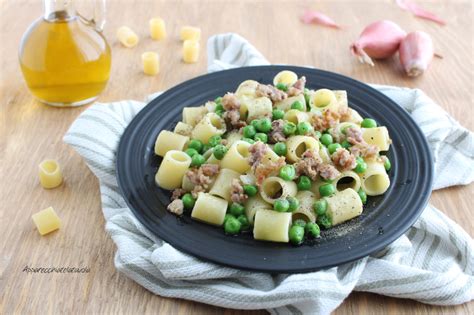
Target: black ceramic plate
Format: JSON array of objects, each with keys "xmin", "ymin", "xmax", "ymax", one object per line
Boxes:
[{"xmin": 116, "ymin": 66, "xmax": 433, "ymax": 273}]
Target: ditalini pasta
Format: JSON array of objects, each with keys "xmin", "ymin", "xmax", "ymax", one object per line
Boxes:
[
  {"xmin": 182, "ymin": 40, "xmax": 200, "ymax": 64},
  {"xmin": 180, "ymin": 26, "xmax": 201, "ymax": 41},
  {"xmin": 38, "ymin": 159, "xmax": 63, "ymax": 189},
  {"xmin": 32, "ymin": 206, "xmax": 61, "ymax": 235},
  {"xmin": 149, "ymin": 18, "xmax": 167, "ymax": 40},
  {"xmin": 116, "ymin": 26, "xmax": 139, "ymax": 48},
  {"xmin": 153, "ymin": 70, "xmax": 393, "ymax": 245},
  {"xmin": 141, "ymin": 52, "xmax": 160, "ymax": 76}
]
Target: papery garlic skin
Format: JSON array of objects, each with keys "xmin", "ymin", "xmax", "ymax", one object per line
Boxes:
[
  {"xmin": 350, "ymin": 20, "xmax": 406, "ymax": 66},
  {"xmin": 399, "ymin": 31, "xmax": 434, "ymax": 77}
]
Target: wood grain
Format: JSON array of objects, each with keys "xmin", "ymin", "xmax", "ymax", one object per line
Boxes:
[{"xmin": 1, "ymin": 0, "xmax": 472, "ymax": 314}]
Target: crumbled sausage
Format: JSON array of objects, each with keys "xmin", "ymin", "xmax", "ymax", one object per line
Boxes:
[
  {"xmin": 222, "ymin": 93, "xmax": 240, "ymax": 111},
  {"xmin": 287, "ymin": 76, "xmax": 306, "ymax": 97},
  {"xmin": 350, "ymin": 143, "xmax": 379, "ymax": 159},
  {"xmin": 167, "ymin": 199, "xmax": 184, "ymax": 215},
  {"xmin": 248, "ymin": 142, "xmax": 269, "ymax": 170},
  {"xmin": 317, "ymin": 164, "xmax": 340, "ymax": 180},
  {"xmin": 310, "ymin": 109, "xmax": 341, "ymax": 132},
  {"xmin": 269, "ymin": 119, "xmax": 287, "ymax": 143},
  {"xmin": 221, "ymin": 93, "xmax": 247, "ymax": 128},
  {"xmin": 254, "ymin": 157, "xmax": 286, "ymax": 186},
  {"xmin": 294, "ymin": 149, "xmax": 323, "ymax": 181},
  {"xmin": 345, "ymin": 127, "xmax": 364, "ymax": 144},
  {"xmin": 171, "ymin": 188, "xmax": 186, "ymax": 201},
  {"xmin": 331, "ymin": 148, "xmax": 357, "ymax": 171},
  {"xmin": 230, "ymin": 179, "xmax": 248, "ymax": 204},
  {"xmin": 186, "ymin": 164, "xmax": 220, "ymax": 198},
  {"xmin": 339, "ymin": 107, "xmax": 352, "ymax": 122},
  {"xmin": 256, "ymin": 84, "xmax": 288, "ymax": 102}
]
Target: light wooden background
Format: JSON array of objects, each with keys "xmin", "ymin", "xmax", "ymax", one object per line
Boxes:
[{"xmin": 1, "ymin": 0, "xmax": 472, "ymax": 314}]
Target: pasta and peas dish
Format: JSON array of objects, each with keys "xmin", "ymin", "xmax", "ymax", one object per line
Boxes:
[{"xmin": 153, "ymin": 70, "xmax": 392, "ymax": 245}]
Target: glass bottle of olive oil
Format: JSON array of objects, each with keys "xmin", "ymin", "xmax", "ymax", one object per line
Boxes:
[{"xmin": 19, "ymin": 0, "xmax": 111, "ymax": 107}]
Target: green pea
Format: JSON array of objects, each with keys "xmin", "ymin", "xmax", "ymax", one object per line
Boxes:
[
  {"xmin": 317, "ymin": 214, "xmax": 332, "ymax": 229},
  {"xmin": 328, "ymin": 143, "xmax": 342, "ymax": 154},
  {"xmin": 276, "ymin": 83, "xmax": 288, "ymax": 91},
  {"xmin": 224, "ymin": 213, "xmax": 235, "ymax": 224},
  {"xmin": 354, "ymin": 157, "xmax": 367, "ymax": 173},
  {"xmin": 243, "ymin": 184, "xmax": 258, "ymax": 197},
  {"xmin": 322, "ymin": 178, "xmax": 334, "ymax": 183},
  {"xmin": 304, "ymin": 88, "xmax": 311, "ymax": 106},
  {"xmin": 293, "ymin": 219, "xmax": 307, "ymax": 227},
  {"xmin": 242, "ymin": 137, "xmax": 255, "ymax": 144},
  {"xmin": 289, "ymin": 225, "xmax": 305, "ymax": 245},
  {"xmin": 313, "ymin": 199, "xmax": 327, "ymax": 216},
  {"xmin": 213, "ymin": 144, "xmax": 228, "ymax": 160},
  {"xmin": 256, "ymin": 118, "xmax": 272, "ymax": 133},
  {"xmin": 274, "ymin": 142, "xmax": 287, "ymax": 156},
  {"xmin": 358, "ymin": 188, "xmax": 367, "ymax": 204},
  {"xmin": 291, "ymin": 100, "xmax": 305, "ymax": 111},
  {"xmin": 297, "ymin": 175, "xmax": 312, "ymax": 191},
  {"xmin": 305, "ymin": 222, "xmax": 320, "ymax": 238},
  {"xmin": 314, "ymin": 130, "xmax": 322, "ymax": 139},
  {"xmin": 361, "ymin": 118, "xmax": 377, "ymax": 128},
  {"xmin": 274, "ymin": 199, "xmax": 290, "ymax": 212},
  {"xmin": 224, "ymin": 217, "xmax": 241, "ymax": 235},
  {"xmin": 188, "ymin": 139, "xmax": 203, "ymax": 153},
  {"xmin": 242, "ymin": 125, "xmax": 256, "ymax": 139},
  {"xmin": 229, "ymin": 203, "xmax": 245, "ymax": 217},
  {"xmin": 283, "ymin": 122, "xmax": 297, "ymax": 136},
  {"xmin": 287, "ymin": 197, "xmax": 299, "ymax": 212},
  {"xmin": 384, "ymin": 157, "xmax": 391, "ymax": 171},
  {"xmin": 272, "ymin": 109, "xmax": 285, "ymax": 120},
  {"xmin": 319, "ymin": 183, "xmax": 335, "ymax": 197},
  {"xmin": 279, "ymin": 165, "xmax": 296, "ymax": 181},
  {"xmin": 237, "ymin": 214, "xmax": 250, "ymax": 230},
  {"xmin": 320, "ymin": 133, "xmax": 333, "ymax": 146},
  {"xmin": 191, "ymin": 154, "xmax": 205, "ymax": 167},
  {"xmin": 185, "ymin": 148, "xmax": 199, "ymax": 157},
  {"xmin": 214, "ymin": 96, "xmax": 223, "ymax": 105},
  {"xmin": 251, "ymin": 119, "xmax": 260, "ymax": 129},
  {"xmin": 254, "ymin": 133, "xmax": 268, "ymax": 143},
  {"xmin": 296, "ymin": 122, "xmax": 313, "ymax": 135},
  {"xmin": 208, "ymin": 135, "xmax": 222, "ymax": 147},
  {"xmin": 341, "ymin": 140, "xmax": 351, "ymax": 149},
  {"xmin": 215, "ymin": 108, "xmax": 224, "ymax": 117},
  {"xmin": 182, "ymin": 193, "xmax": 196, "ymax": 210}
]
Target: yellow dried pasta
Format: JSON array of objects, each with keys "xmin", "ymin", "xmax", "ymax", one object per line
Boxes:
[
  {"xmin": 117, "ymin": 26, "xmax": 139, "ymax": 48},
  {"xmin": 149, "ymin": 17, "xmax": 167, "ymax": 40},
  {"xmin": 141, "ymin": 52, "xmax": 160, "ymax": 76},
  {"xmin": 183, "ymin": 40, "xmax": 200, "ymax": 63},
  {"xmin": 180, "ymin": 26, "xmax": 201, "ymax": 41},
  {"xmin": 39, "ymin": 159, "xmax": 63, "ymax": 189},
  {"xmin": 32, "ymin": 207, "xmax": 61, "ymax": 236}
]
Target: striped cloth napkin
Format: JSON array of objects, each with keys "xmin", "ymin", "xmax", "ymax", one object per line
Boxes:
[{"xmin": 64, "ymin": 33, "xmax": 474, "ymax": 314}]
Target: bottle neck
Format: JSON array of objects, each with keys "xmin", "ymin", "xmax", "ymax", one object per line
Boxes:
[{"xmin": 43, "ymin": 0, "xmax": 76, "ymax": 22}]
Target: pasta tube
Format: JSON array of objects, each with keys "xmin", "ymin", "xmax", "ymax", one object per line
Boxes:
[
  {"xmin": 273, "ymin": 70, "xmax": 298, "ymax": 86},
  {"xmin": 180, "ymin": 26, "xmax": 201, "ymax": 41},
  {"xmin": 235, "ymin": 80, "xmax": 259, "ymax": 98},
  {"xmin": 274, "ymin": 94, "xmax": 305, "ymax": 112},
  {"xmin": 220, "ymin": 140, "xmax": 251, "ymax": 174},
  {"xmin": 183, "ymin": 40, "xmax": 200, "ymax": 64},
  {"xmin": 240, "ymin": 97, "xmax": 272, "ymax": 122},
  {"xmin": 253, "ymin": 209, "xmax": 292, "ymax": 243},
  {"xmin": 38, "ymin": 159, "xmax": 63, "ymax": 189},
  {"xmin": 141, "ymin": 52, "xmax": 160, "ymax": 76},
  {"xmin": 173, "ymin": 122, "xmax": 193, "ymax": 136},
  {"xmin": 32, "ymin": 206, "xmax": 61, "ymax": 235},
  {"xmin": 293, "ymin": 191, "xmax": 317, "ymax": 223},
  {"xmin": 155, "ymin": 150, "xmax": 191, "ymax": 189},
  {"xmin": 260, "ymin": 176, "xmax": 297, "ymax": 204},
  {"xmin": 333, "ymin": 90, "xmax": 348, "ymax": 112},
  {"xmin": 362, "ymin": 127, "xmax": 391, "ymax": 151},
  {"xmin": 309, "ymin": 89, "xmax": 338, "ymax": 112},
  {"xmin": 286, "ymin": 135, "xmax": 319, "ymax": 163},
  {"xmin": 284, "ymin": 109, "xmax": 309, "ymax": 126},
  {"xmin": 191, "ymin": 113, "xmax": 226, "ymax": 144},
  {"xmin": 116, "ymin": 26, "xmax": 139, "ymax": 48},
  {"xmin": 149, "ymin": 18, "xmax": 167, "ymax": 40},
  {"xmin": 209, "ymin": 168, "xmax": 241, "ymax": 201},
  {"xmin": 324, "ymin": 188, "xmax": 363, "ymax": 226},
  {"xmin": 191, "ymin": 193, "xmax": 228, "ymax": 226},
  {"xmin": 244, "ymin": 194, "xmax": 271, "ymax": 225},
  {"xmin": 334, "ymin": 171, "xmax": 361, "ymax": 192},
  {"xmin": 154, "ymin": 130, "xmax": 189, "ymax": 157},
  {"xmin": 359, "ymin": 161, "xmax": 390, "ymax": 196},
  {"xmin": 182, "ymin": 106, "xmax": 208, "ymax": 127}
]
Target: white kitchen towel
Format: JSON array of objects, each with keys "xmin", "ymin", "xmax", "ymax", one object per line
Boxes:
[{"xmin": 64, "ymin": 33, "xmax": 474, "ymax": 315}]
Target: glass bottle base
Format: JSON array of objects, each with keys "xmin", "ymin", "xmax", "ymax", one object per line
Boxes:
[{"xmin": 38, "ymin": 96, "xmax": 98, "ymax": 107}]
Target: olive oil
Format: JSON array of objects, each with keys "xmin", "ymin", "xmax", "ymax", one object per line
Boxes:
[{"xmin": 19, "ymin": 11, "xmax": 111, "ymax": 106}]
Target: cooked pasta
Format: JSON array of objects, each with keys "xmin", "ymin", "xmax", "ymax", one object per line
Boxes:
[
  {"xmin": 253, "ymin": 209, "xmax": 292, "ymax": 243},
  {"xmin": 191, "ymin": 193, "xmax": 228, "ymax": 226},
  {"xmin": 153, "ymin": 71, "xmax": 393, "ymax": 245}
]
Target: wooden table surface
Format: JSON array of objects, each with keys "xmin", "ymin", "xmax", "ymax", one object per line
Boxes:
[{"xmin": 1, "ymin": 0, "xmax": 472, "ymax": 314}]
